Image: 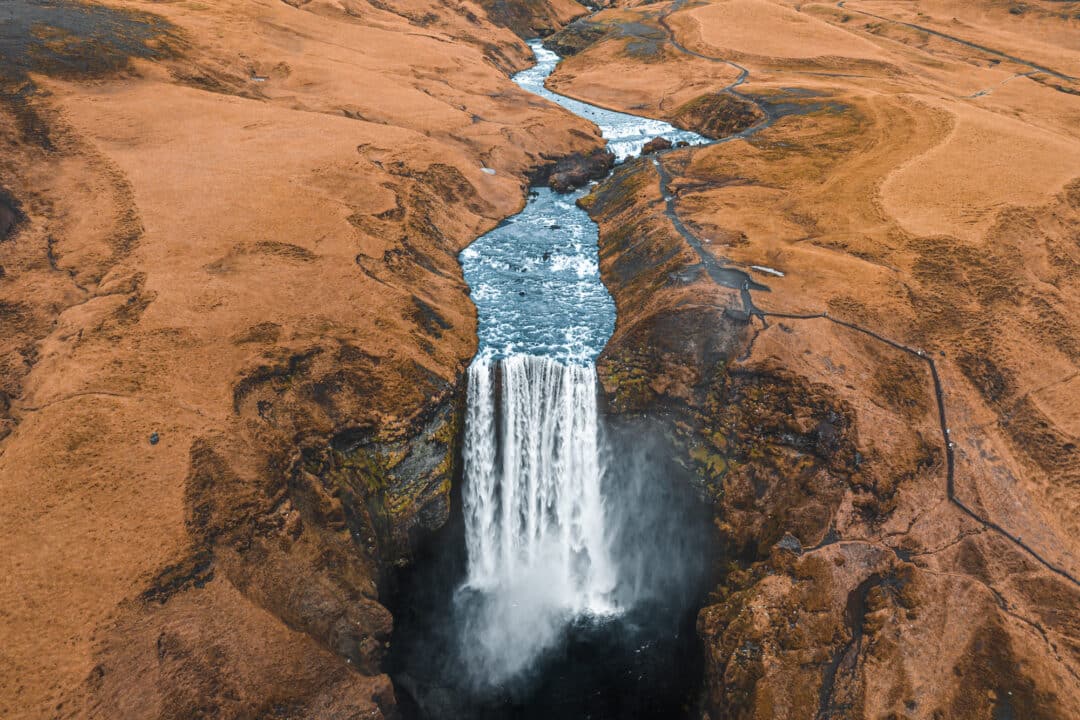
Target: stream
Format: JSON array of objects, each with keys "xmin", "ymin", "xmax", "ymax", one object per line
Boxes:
[{"xmin": 388, "ymin": 40, "xmax": 716, "ymax": 719}]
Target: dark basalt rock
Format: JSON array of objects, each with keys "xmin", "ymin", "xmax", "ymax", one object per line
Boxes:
[
  {"xmin": 543, "ymin": 17, "xmax": 668, "ymax": 58},
  {"xmin": 528, "ymin": 148, "xmax": 615, "ymax": 193},
  {"xmin": 542, "ymin": 19, "xmax": 611, "ymax": 56},
  {"xmin": 0, "ymin": 188, "xmax": 21, "ymax": 241},
  {"xmin": 775, "ymin": 533, "xmax": 803, "ymax": 556},
  {"xmin": 641, "ymin": 136, "xmax": 673, "ymax": 155},
  {"xmin": 477, "ymin": 0, "xmax": 588, "ymax": 39}
]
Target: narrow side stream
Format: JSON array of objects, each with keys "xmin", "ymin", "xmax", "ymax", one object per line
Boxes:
[{"xmin": 388, "ymin": 41, "xmax": 717, "ymax": 719}]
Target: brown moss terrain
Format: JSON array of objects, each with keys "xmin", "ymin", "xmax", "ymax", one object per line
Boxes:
[
  {"xmin": 0, "ymin": 0, "xmax": 598, "ymax": 717},
  {"xmin": 566, "ymin": 0, "xmax": 1080, "ymax": 717}
]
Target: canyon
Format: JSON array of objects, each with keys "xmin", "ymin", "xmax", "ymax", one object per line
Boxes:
[{"xmin": 2, "ymin": 1, "xmax": 1079, "ymax": 719}]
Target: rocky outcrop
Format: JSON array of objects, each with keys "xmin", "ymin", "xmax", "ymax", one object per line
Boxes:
[
  {"xmin": 543, "ymin": 18, "xmax": 612, "ymax": 56},
  {"xmin": 478, "ymin": 0, "xmax": 589, "ymax": 38},
  {"xmin": 528, "ymin": 148, "xmax": 616, "ymax": 192},
  {"xmin": 669, "ymin": 93, "xmax": 764, "ymax": 140},
  {"xmin": 641, "ymin": 136, "xmax": 672, "ymax": 155},
  {"xmin": 83, "ymin": 357, "xmax": 466, "ymax": 717}
]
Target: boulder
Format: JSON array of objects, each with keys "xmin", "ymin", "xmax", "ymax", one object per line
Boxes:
[
  {"xmin": 542, "ymin": 19, "xmax": 611, "ymax": 57},
  {"xmin": 530, "ymin": 148, "xmax": 615, "ymax": 193},
  {"xmin": 670, "ymin": 92, "xmax": 765, "ymax": 140},
  {"xmin": 641, "ymin": 136, "xmax": 673, "ymax": 155}
]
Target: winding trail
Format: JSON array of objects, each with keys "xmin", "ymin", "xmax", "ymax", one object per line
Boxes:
[
  {"xmin": 608, "ymin": 0, "xmax": 1080, "ymax": 589},
  {"xmin": 965, "ymin": 70, "xmax": 1038, "ymax": 99},
  {"xmin": 762, "ymin": 311, "xmax": 1079, "ymax": 588},
  {"xmin": 837, "ymin": 1, "xmax": 1078, "ymax": 83},
  {"xmin": 651, "ymin": 156, "xmax": 767, "ymax": 309}
]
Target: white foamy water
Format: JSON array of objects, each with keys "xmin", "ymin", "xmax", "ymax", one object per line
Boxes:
[{"xmin": 459, "ymin": 356, "xmax": 617, "ymax": 680}]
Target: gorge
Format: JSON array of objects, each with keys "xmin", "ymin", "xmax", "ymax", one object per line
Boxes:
[
  {"xmin": 2, "ymin": 1, "xmax": 1079, "ymax": 719},
  {"xmin": 389, "ymin": 40, "xmax": 718, "ymax": 717}
]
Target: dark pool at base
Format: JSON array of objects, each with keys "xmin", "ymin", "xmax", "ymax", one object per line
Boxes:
[
  {"xmin": 391, "ymin": 594, "xmax": 706, "ymax": 720},
  {"xmin": 388, "ymin": 547, "xmax": 709, "ymax": 720}
]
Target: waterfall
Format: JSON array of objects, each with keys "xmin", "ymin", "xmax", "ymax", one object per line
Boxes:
[{"xmin": 458, "ymin": 354, "xmax": 617, "ymax": 683}]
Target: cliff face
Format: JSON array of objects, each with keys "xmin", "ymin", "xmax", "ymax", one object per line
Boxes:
[
  {"xmin": 571, "ymin": 1, "xmax": 1080, "ymax": 718},
  {"xmin": 0, "ymin": 1, "xmax": 595, "ymax": 717}
]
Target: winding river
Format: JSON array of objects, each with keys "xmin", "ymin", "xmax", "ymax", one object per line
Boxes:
[{"xmin": 460, "ymin": 41, "xmax": 706, "ymax": 364}]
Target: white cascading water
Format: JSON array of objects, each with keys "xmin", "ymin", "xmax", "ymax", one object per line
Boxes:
[{"xmin": 459, "ymin": 355, "xmax": 617, "ymax": 682}]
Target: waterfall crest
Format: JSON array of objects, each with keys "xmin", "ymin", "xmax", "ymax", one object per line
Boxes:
[{"xmin": 459, "ymin": 355, "xmax": 617, "ymax": 682}]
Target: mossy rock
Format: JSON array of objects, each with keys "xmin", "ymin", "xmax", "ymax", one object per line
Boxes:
[{"xmin": 671, "ymin": 93, "xmax": 765, "ymax": 140}]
